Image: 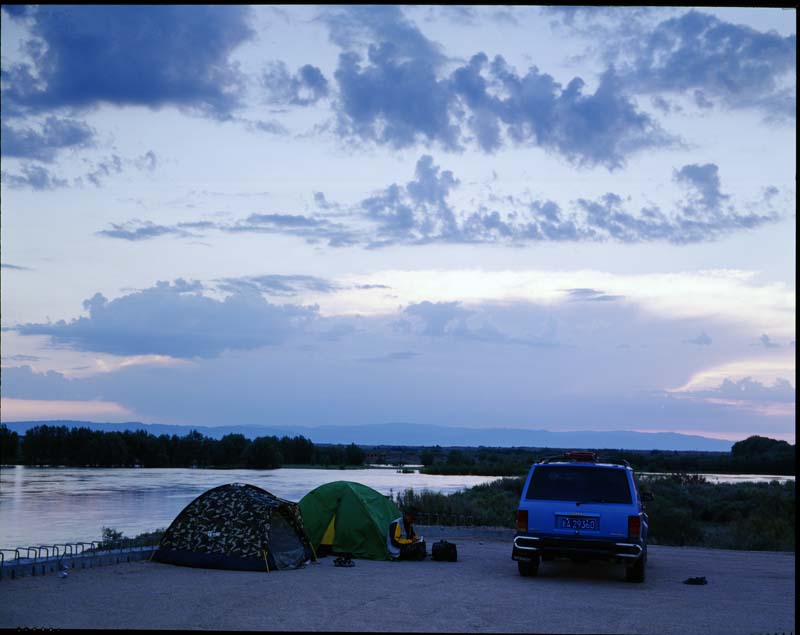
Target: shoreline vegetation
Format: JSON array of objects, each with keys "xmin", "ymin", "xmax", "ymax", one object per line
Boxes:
[{"xmin": 1, "ymin": 425, "xmax": 794, "ymax": 476}]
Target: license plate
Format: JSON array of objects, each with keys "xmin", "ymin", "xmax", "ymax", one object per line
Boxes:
[{"xmin": 556, "ymin": 515, "xmax": 598, "ymax": 531}]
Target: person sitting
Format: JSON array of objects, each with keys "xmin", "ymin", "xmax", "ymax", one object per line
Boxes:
[{"xmin": 387, "ymin": 507, "xmax": 426, "ymax": 560}]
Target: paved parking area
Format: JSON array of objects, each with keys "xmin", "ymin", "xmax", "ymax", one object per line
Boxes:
[{"xmin": 0, "ymin": 528, "xmax": 794, "ymax": 633}]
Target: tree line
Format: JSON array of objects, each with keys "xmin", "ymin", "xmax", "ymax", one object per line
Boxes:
[
  {"xmin": 0, "ymin": 424, "xmax": 366, "ymax": 469},
  {"xmin": 418, "ymin": 435, "xmax": 795, "ymax": 476}
]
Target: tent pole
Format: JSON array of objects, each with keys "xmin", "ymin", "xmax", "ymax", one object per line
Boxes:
[{"xmin": 262, "ymin": 549, "xmax": 270, "ymax": 573}]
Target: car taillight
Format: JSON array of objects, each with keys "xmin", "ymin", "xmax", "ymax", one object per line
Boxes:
[
  {"xmin": 516, "ymin": 509, "xmax": 528, "ymax": 532},
  {"xmin": 628, "ymin": 515, "xmax": 641, "ymax": 538}
]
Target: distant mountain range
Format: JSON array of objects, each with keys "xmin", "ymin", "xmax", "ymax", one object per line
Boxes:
[{"xmin": 3, "ymin": 420, "xmax": 734, "ymax": 451}]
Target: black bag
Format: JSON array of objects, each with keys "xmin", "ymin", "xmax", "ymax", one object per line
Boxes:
[{"xmin": 431, "ymin": 540, "xmax": 457, "ymax": 562}]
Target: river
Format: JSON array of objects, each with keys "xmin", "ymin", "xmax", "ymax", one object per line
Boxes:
[
  {"xmin": 0, "ymin": 465, "xmax": 502, "ymax": 549},
  {"xmin": 0, "ymin": 466, "xmax": 793, "ymax": 550}
]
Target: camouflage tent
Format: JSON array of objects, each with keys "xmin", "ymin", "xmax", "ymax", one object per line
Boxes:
[{"xmin": 153, "ymin": 483, "xmax": 314, "ymax": 571}]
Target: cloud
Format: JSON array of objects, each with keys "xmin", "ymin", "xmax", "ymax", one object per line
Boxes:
[
  {"xmin": 565, "ymin": 288, "xmax": 624, "ymax": 302},
  {"xmin": 3, "ymin": 150, "xmax": 159, "ymax": 191},
  {"xmin": 2, "ymin": 354, "xmax": 45, "ymax": 362},
  {"xmin": 334, "ymin": 43, "xmax": 463, "ymax": 151},
  {"xmin": 360, "ymin": 157, "xmax": 780, "ymax": 245},
  {"xmin": 1, "ymin": 263, "xmax": 33, "ymax": 271},
  {"xmin": 357, "ymin": 351, "xmax": 420, "ymax": 363},
  {"xmin": 613, "ymin": 10, "xmax": 796, "ymax": 120},
  {"xmin": 96, "ymin": 220, "xmax": 191, "ymax": 241},
  {"xmin": 84, "ymin": 155, "xmax": 123, "ymax": 187},
  {"xmin": 361, "ymin": 155, "xmax": 460, "ymax": 242},
  {"xmin": 759, "ymin": 333, "xmax": 781, "ymax": 349},
  {"xmin": 13, "ymin": 279, "xmax": 319, "ymax": 358},
  {"xmin": 689, "ymin": 377, "xmax": 795, "ymax": 403},
  {"xmin": 332, "ymin": 42, "xmax": 674, "ymax": 167},
  {"xmin": 224, "ymin": 213, "xmax": 360, "ymax": 247},
  {"xmin": 0, "ymin": 117, "xmax": 96, "ymax": 161},
  {"xmin": 217, "ymin": 274, "xmax": 338, "ymax": 297},
  {"xmin": 321, "ymin": 5, "xmax": 446, "ymax": 66},
  {"xmin": 2, "ymin": 5, "xmax": 255, "ymax": 119},
  {"xmin": 403, "ymin": 300, "xmax": 473, "ymax": 337},
  {"xmin": 315, "ymin": 7, "xmax": 677, "ymax": 166},
  {"xmin": 1, "ymin": 164, "xmax": 68, "ymax": 190},
  {"xmin": 96, "ymin": 156, "xmax": 783, "ymax": 248},
  {"xmin": 263, "ymin": 62, "xmax": 330, "ymax": 106},
  {"xmin": 674, "ymin": 163, "xmax": 729, "ymax": 212},
  {"xmin": 686, "ymin": 332, "xmax": 713, "ymax": 346}
]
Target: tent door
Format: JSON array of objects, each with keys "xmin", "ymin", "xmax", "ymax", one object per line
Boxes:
[
  {"xmin": 267, "ymin": 512, "xmax": 306, "ymax": 570},
  {"xmin": 321, "ymin": 514, "xmax": 336, "ymax": 547}
]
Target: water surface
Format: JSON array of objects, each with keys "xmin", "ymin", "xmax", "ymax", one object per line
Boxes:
[{"xmin": 0, "ymin": 466, "xmax": 501, "ymax": 549}]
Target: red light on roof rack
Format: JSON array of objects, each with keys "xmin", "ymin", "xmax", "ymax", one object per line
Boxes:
[{"xmin": 565, "ymin": 451, "xmax": 598, "ymax": 462}]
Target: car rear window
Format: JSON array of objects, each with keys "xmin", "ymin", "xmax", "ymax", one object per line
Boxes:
[{"xmin": 525, "ymin": 466, "xmax": 632, "ymax": 504}]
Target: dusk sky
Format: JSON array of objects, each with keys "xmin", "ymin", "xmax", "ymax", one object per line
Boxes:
[{"xmin": 0, "ymin": 6, "xmax": 795, "ymax": 442}]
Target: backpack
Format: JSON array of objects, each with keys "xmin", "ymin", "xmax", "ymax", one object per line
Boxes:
[{"xmin": 431, "ymin": 540, "xmax": 457, "ymax": 562}]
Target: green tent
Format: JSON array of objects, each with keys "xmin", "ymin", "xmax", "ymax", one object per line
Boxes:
[{"xmin": 298, "ymin": 481, "xmax": 401, "ymax": 560}]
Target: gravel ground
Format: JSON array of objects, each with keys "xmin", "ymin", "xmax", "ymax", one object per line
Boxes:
[{"xmin": 0, "ymin": 527, "xmax": 794, "ymax": 634}]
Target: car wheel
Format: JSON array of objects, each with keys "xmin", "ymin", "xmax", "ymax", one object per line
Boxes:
[
  {"xmin": 518, "ymin": 557, "xmax": 539, "ymax": 577},
  {"xmin": 625, "ymin": 547, "xmax": 646, "ymax": 583}
]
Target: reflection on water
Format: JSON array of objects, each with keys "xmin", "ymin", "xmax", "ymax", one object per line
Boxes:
[{"xmin": 0, "ymin": 466, "xmax": 502, "ymax": 549}]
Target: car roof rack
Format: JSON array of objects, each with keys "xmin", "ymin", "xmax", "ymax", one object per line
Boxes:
[{"xmin": 537, "ymin": 452, "xmax": 630, "ymax": 467}]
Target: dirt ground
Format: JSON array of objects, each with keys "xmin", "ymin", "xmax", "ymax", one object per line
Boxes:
[{"xmin": 0, "ymin": 526, "xmax": 794, "ymax": 634}]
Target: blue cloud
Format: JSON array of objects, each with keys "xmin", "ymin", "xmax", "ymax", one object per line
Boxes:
[
  {"xmin": 614, "ymin": 10, "xmax": 796, "ymax": 120},
  {"xmin": 674, "ymin": 163, "xmax": 729, "ymax": 212},
  {"xmin": 1, "ymin": 117, "xmax": 95, "ymax": 161},
  {"xmin": 2, "ymin": 5, "xmax": 255, "ymax": 119},
  {"xmin": 0, "ymin": 263, "xmax": 33, "ymax": 271},
  {"xmin": 96, "ymin": 156, "xmax": 783, "ymax": 247},
  {"xmin": 13, "ymin": 279, "xmax": 319, "ymax": 358},
  {"xmin": 690, "ymin": 377, "xmax": 795, "ymax": 403},
  {"xmin": 361, "ymin": 155, "xmax": 460, "ymax": 242},
  {"xmin": 217, "ymin": 274, "xmax": 337, "ymax": 297},
  {"xmin": 565, "ymin": 288, "xmax": 624, "ymax": 302},
  {"xmin": 331, "ymin": 45, "xmax": 673, "ymax": 166},
  {"xmin": 759, "ymin": 334, "xmax": 781, "ymax": 349},
  {"xmin": 321, "ymin": 5, "xmax": 446, "ymax": 66},
  {"xmin": 404, "ymin": 301, "xmax": 472, "ymax": 337},
  {"xmin": 1, "ymin": 164, "xmax": 68, "ymax": 190},
  {"xmin": 357, "ymin": 351, "xmax": 420, "ymax": 363},
  {"xmin": 334, "ymin": 43, "xmax": 462, "ymax": 151},
  {"xmin": 96, "ymin": 220, "xmax": 191, "ymax": 241},
  {"xmin": 686, "ymin": 332, "xmax": 713, "ymax": 346},
  {"xmin": 263, "ymin": 62, "xmax": 329, "ymax": 106}
]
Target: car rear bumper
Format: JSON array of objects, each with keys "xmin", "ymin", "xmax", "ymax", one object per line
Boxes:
[{"xmin": 512, "ymin": 532, "xmax": 644, "ymax": 561}]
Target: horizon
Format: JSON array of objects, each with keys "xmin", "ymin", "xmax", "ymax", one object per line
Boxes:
[
  {"xmin": 1, "ymin": 6, "xmax": 796, "ymax": 444},
  {"xmin": 3, "ymin": 419, "xmax": 765, "ymax": 452}
]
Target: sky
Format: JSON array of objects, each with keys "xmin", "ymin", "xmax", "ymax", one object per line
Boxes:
[{"xmin": 0, "ymin": 5, "xmax": 795, "ymax": 443}]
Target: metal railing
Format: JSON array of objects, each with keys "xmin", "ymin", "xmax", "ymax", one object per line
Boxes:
[{"xmin": 0, "ymin": 538, "xmax": 160, "ymax": 581}]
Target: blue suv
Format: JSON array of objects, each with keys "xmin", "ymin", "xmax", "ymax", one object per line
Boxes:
[{"xmin": 512, "ymin": 451, "xmax": 652, "ymax": 582}]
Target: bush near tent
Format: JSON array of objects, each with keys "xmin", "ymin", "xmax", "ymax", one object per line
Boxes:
[
  {"xmin": 153, "ymin": 483, "xmax": 314, "ymax": 571},
  {"xmin": 299, "ymin": 480, "xmax": 401, "ymax": 560}
]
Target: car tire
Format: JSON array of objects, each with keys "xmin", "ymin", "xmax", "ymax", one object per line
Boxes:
[
  {"xmin": 625, "ymin": 547, "xmax": 646, "ymax": 583},
  {"xmin": 518, "ymin": 557, "xmax": 539, "ymax": 577}
]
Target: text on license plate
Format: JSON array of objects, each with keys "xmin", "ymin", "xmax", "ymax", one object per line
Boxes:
[{"xmin": 556, "ymin": 515, "xmax": 598, "ymax": 531}]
